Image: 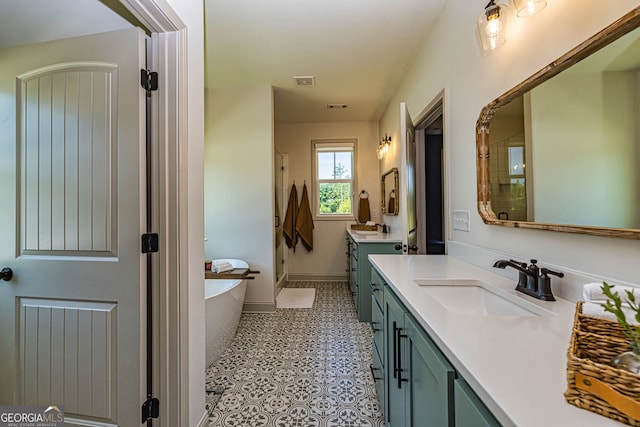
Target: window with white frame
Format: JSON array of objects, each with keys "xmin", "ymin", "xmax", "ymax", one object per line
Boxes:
[{"xmin": 312, "ymin": 140, "xmax": 356, "ymax": 219}]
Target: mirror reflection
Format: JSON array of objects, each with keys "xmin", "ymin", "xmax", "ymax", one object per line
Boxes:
[
  {"xmin": 479, "ymin": 10, "xmax": 640, "ymax": 237},
  {"xmin": 381, "ymin": 168, "xmax": 399, "ymax": 216}
]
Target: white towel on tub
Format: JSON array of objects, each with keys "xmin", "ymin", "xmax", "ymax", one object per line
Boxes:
[{"xmin": 212, "ymin": 262, "xmax": 234, "ymax": 273}]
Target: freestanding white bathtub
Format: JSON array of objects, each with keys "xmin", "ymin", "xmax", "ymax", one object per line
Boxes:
[{"xmin": 204, "ymin": 259, "xmax": 248, "ymax": 367}]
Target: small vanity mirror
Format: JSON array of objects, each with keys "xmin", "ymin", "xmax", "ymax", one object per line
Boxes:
[
  {"xmin": 477, "ymin": 8, "xmax": 640, "ymax": 239},
  {"xmin": 381, "ymin": 168, "xmax": 399, "ymax": 216}
]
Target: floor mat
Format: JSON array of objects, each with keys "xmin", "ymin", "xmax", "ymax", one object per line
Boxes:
[{"xmin": 276, "ymin": 287, "xmax": 316, "ymax": 308}]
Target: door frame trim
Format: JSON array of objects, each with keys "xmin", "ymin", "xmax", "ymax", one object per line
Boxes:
[
  {"xmin": 413, "ymin": 89, "xmax": 449, "ymax": 255},
  {"xmin": 117, "ymin": 1, "xmax": 188, "ymax": 425}
]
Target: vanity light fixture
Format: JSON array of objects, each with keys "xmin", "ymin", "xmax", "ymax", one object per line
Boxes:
[
  {"xmin": 478, "ymin": 0, "xmax": 548, "ymax": 52},
  {"xmin": 513, "ymin": 0, "xmax": 547, "ymax": 17},
  {"xmin": 477, "ymin": 0, "xmax": 507, "ymax": 52},
  {"xmin": 376, "ymin": 134, "xmax": 391, "ymax": 160}
]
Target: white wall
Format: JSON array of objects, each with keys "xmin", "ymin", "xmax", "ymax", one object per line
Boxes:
[
  {"xmin": 275, "ymin": 121, "xmax": 380, "ymax": 279},
  {"xmin": 379, "ymin": 1, "xmax": 640, "ymax": 297},
  {"xmin": 204, "ymin": 86, "xmax": 276, "ymax": 308}
]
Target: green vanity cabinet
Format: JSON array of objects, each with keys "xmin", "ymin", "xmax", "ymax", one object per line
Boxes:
[
  {"xmin": 370, "ymin": 268, "xmax": 386, "ymax": 412},
  {"xmin": 346, "ymin": 237, "xmax": 358, "ymax": 302},
  {"xmin": 384, "ymin": 285, "xmax": 408, "ymax": 427},
  {"xmin": 346, "ymin": 233, "xmax": 400, "ymax": 322},
  {"xmin": 374, "ymin": 266, "xmax": 502, "ymax": 427},
  {"xmin": 384, "ymin": 285, "xmax": 455, "ymax": 427},
  {"xmin": 454, "ymin": 378, "xmax": 501, "ymax": 427},
  {"xmin": 405, "ymin": 314, "xmax": 456, "ymax": 426}
]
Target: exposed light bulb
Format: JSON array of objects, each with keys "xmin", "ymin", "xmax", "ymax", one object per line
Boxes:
[
  {"xmin": 514, "ymin": 0, "xmax": 547, "ymax": 17},
  {"xmin": 477, "ymin": 2, "xmax": 506, "ymax": 52},
  {"xmin": 486, "ymin": 16, "xmax": 502, "ymax": 38}
]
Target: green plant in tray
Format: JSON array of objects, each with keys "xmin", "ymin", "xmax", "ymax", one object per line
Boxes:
[
  {"xmin": 601, "ymin": 281, "xmax": 640, "ymax": 353},
  {"xmin": 600, "ymin": 282, "xmax": 640, "ymax": 373}
]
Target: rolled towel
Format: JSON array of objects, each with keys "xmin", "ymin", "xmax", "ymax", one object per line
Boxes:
[
  {"xmin": 582, "ymin": 302, "xmax": 639, "ymax": 325},
  {"xmin": 583, "ymin": 282, "xmax": 640, "ymax": 303},
  {"xmin": 212, "ymin": 262, "xmax": 234, "ymax": 273}
]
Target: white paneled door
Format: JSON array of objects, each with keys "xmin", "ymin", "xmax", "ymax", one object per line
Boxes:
[
  {"xmin": 0, "ymin": 28, "xmax": 146, "ymax": 426},
  {"xmin": 401, "ymin": 102, "xmax": 418, "ymax": 254}
]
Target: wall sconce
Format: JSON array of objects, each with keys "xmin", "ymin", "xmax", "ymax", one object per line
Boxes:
[
  {"xmin": 377, "ymin": 134, "xmax": 391, "ymax": 160},
  {"xmin": 477, "ymin": 0, "xmax": 507, "ymax": 52},
  {"xmin": 477, "ymin": 0, "xmax": 548, "ymax": 52}
]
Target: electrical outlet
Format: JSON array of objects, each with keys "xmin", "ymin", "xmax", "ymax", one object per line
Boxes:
[{"xmin": 453, "ymin": 210, "xmax": 471, "ymax": 232}]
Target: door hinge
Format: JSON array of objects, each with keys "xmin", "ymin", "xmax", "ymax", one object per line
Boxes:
[
  {"xmin": 140, "ymin": 69, "xmax": 158, "ymax": 92},
  {"xmin": 141, "ymin": 233, "xmax": 159, "ymax": 253},
  {"xmin": 141, "ymin": 397, "xmax": 160, "ymax": 423}
]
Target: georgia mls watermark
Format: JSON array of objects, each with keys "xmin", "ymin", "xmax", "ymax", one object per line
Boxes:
[{"xmin": 0, "ymin": 406, "xmax": 64, "ymax": 427}]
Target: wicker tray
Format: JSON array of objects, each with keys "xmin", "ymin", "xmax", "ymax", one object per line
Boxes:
[
  {"xmin": 350, "ymin": 224, "xmax": 377, "ymax": 231},
  {"xmin": 565, "ymin": 301, "xmax": 640, "ymax": 425}
]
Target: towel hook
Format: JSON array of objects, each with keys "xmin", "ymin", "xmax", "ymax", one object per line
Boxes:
[{"xmin": 360, "ymin": 190, "xmax": 369, "ymax": 198}]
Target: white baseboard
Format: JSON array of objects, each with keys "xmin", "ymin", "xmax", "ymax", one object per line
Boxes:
[
  {"xmin": 243, "ymin": 302, "xmax": 276, "ymax": 312},
  {"xmin": 287, "ymin": 273, "xmax": 348, "ymax": 282}
]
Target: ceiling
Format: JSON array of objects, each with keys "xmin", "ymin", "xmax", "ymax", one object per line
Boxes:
[
  {"xmin": 0, "ymin": 0, "xmax": 132, "ymax": 49},
  {"xmin": 204, "ymin": 0, "xmax": 446, "ymax": 123},
  {"xmin": 1, "ymin": 0, "xmax": 446, "ymax": 123}
]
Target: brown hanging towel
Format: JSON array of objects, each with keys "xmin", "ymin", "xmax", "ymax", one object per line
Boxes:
[
  {"xmin": 387, "ymin": 189, "xmax": 395, "ymax": 214},
  {"xmin": 295, "ymin": 183, "xmax": 314, "ymax": 251},
  {"xmin": 283, "ymin": 183, "xmax": 298, "ymax": 251},
  {"xmin": 358, "ymin": 190, "xmax": 371, "ymax": 223}
]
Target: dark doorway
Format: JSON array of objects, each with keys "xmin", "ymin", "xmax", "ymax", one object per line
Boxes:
[{"xmin": 424, "ymin": 116, "xmax": 445, "ymax": 254}]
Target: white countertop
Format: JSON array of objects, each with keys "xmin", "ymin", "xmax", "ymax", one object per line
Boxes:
[
  {"xmin": 346, "ymin": 228, "xmax": 403, "ymax": 243},
  {"xmin": 368, "ymin": 254, "xmax": 626, "ymax": 427}
]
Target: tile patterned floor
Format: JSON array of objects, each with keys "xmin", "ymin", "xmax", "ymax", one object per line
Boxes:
[{"xmin": 205, "ymin": 281, "xmax": 385, "ymax": 427}]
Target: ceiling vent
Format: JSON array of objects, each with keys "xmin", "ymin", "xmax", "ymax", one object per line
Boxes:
[
  {"xmin": 327, "ymin": 104, "xmax": 348, "ymax": 109},
  {"xmin": 294, "ymin": 76, "xmax": 315, "ymax": 87}
]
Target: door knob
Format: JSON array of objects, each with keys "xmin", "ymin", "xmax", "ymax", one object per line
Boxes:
[{"xmin": 0, "ymin": 267, "xmax": 13, "ymax": 281}]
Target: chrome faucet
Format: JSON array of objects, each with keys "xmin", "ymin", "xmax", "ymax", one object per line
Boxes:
[{"xmin": 493, "ymin": 259, "xmax": 563, "ymax": 301}]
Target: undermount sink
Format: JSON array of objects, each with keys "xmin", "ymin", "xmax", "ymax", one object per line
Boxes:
[
  {"xmin": 352, "ymin": 230, "xmax": 380, "ymax": 235},
  {"xmin": 413, "ymin": 279, "xmax": 554, "ymax": 317}
]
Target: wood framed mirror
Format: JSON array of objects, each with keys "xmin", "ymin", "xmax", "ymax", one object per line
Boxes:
[
  {"xmin": 477, "ymin": 7, "xmax": 640, "ymax": 239},
  {"xmin": 381, "ymin": 168, "xmax": 399, "ymax": 216}
]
